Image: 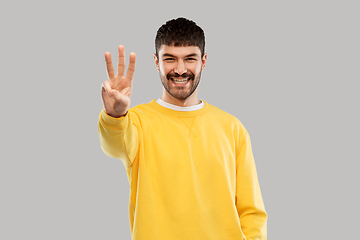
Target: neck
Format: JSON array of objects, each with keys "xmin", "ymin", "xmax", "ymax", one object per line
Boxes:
[{"xmin": 161, "ymin": 89, "xmax": 200, "ymax": 107}]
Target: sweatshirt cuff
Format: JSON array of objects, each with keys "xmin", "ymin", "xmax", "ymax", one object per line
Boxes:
[{"xmin": 100, "ymin": 109, "xmax": 129, "ymax": 131}]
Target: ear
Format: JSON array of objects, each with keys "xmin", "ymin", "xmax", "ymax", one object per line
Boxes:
[
  {"xmin": 201, "ymin": 53, "xmax": 207, "ymax": 72},
  {"xmin": 153, "ymin": 53, "xmax": 160, "ymax": 72}
]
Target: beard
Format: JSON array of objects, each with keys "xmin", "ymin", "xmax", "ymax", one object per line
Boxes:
[{"xmin": 159, "ymin": 70, "xmax": 201, "ymax": 100}]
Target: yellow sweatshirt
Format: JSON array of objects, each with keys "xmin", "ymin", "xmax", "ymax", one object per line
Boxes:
[{"xmin": 98, "ymin": 100, "xmax": 267, "ymax": 240}]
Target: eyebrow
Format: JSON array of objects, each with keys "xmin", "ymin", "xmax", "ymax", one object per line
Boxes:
[{"xmin": 162, "ymin": 53, "xmax": 199, "ymax": 58}]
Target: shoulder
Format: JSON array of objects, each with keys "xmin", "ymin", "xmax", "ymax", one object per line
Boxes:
[
  {"xmin": 206, "ymin": 103, "xmax": 237, "ymax": 119},
  {"xmin": 205, "ymin": 102, "xmax": 244, "ymax": 125},
  {"xmin": 204, "ymin": 101, "xmax": 248, "ymax": 135}
]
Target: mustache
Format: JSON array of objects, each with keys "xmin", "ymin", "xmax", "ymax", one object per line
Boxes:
[{"xmin": 167, "ymin": 72, "xmax": 194, "ymax": 79}]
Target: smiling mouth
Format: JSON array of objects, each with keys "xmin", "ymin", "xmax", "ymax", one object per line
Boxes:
[{"xmin": 171, "ymin": 78, "xmax": 190, "ymax": 83}]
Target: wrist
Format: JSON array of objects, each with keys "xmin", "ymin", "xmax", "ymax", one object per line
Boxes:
[{"xmin": 104, "ymin": 109, "xmax": 128, "ymax": 118}]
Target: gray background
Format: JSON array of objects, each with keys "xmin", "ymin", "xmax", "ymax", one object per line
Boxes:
[{"xmin": 1, "ymin": 0, "xmax": 359, "ymax": 239}]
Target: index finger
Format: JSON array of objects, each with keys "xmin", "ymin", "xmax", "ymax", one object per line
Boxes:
[
  {"xmin": 126, "ymin": 52, "xmax": 136, "ymax": 80},
  {"xmin": 105, "ymin": 52, "xmax": 115, "ymax": 79}
]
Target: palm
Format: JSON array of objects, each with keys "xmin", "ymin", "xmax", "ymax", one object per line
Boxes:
[{"xmin": 101, "ymin": 45, "xmax": 136, "ymax": 118}]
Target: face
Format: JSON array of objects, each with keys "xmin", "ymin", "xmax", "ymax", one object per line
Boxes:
[{"xmin": 154, "ymin": 45, "xmax": 207, "ymax": 101}]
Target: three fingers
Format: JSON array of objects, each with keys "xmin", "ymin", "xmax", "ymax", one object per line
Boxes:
[
  {"xmin": 103, "ymin": 45, "xmax": 135, "ymax": 105},
  {"xmin": 105, "ymin": 45, "xmax": 136, "ymax": 80}
]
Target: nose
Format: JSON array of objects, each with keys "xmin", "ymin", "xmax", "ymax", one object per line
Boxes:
[{"xmin": 174, "ymin": 60, "xmax": 187, "ymax": 75}]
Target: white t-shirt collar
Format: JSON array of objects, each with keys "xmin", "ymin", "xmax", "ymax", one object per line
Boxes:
[{"xmin": 156, "ymin": 98, "xmax": 204, "ymax": 112}]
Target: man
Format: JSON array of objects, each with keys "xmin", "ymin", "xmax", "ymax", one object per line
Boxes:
[{"xmin": 98, "ymin": 17, "xmax": 267, "ymax": 239}]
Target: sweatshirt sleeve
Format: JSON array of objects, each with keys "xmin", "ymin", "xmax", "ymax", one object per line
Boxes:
[
  {"xmin": 97, "ymin": 109, "xmax": 139, "ymax": 168},
  {"xmin": 236, "ymin": 130, "xmax": 267, "ymax": 240}
]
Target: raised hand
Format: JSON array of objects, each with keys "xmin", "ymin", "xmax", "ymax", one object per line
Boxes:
[{"xmin": 101, "ymin": 45, "xmax": 136, "ymax": 118}]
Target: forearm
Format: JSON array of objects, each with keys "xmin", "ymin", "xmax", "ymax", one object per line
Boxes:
[
  {"xmin": 98, "ymin": 109, "xmax": 139, "ymax": 168},
  {"xmin": 236, "ymin": 131, "xmax": 267, "ymax": 239}
]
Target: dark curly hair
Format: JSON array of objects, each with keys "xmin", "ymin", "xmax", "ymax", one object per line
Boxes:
[{"xmin": 155, "ymin": 17, "xmax": 205, "ymax": 58}]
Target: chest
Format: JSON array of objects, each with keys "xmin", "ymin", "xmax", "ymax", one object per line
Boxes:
[{"xmin": 140, "ymin": 117, "xmax": 237, "ymax": 181}]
